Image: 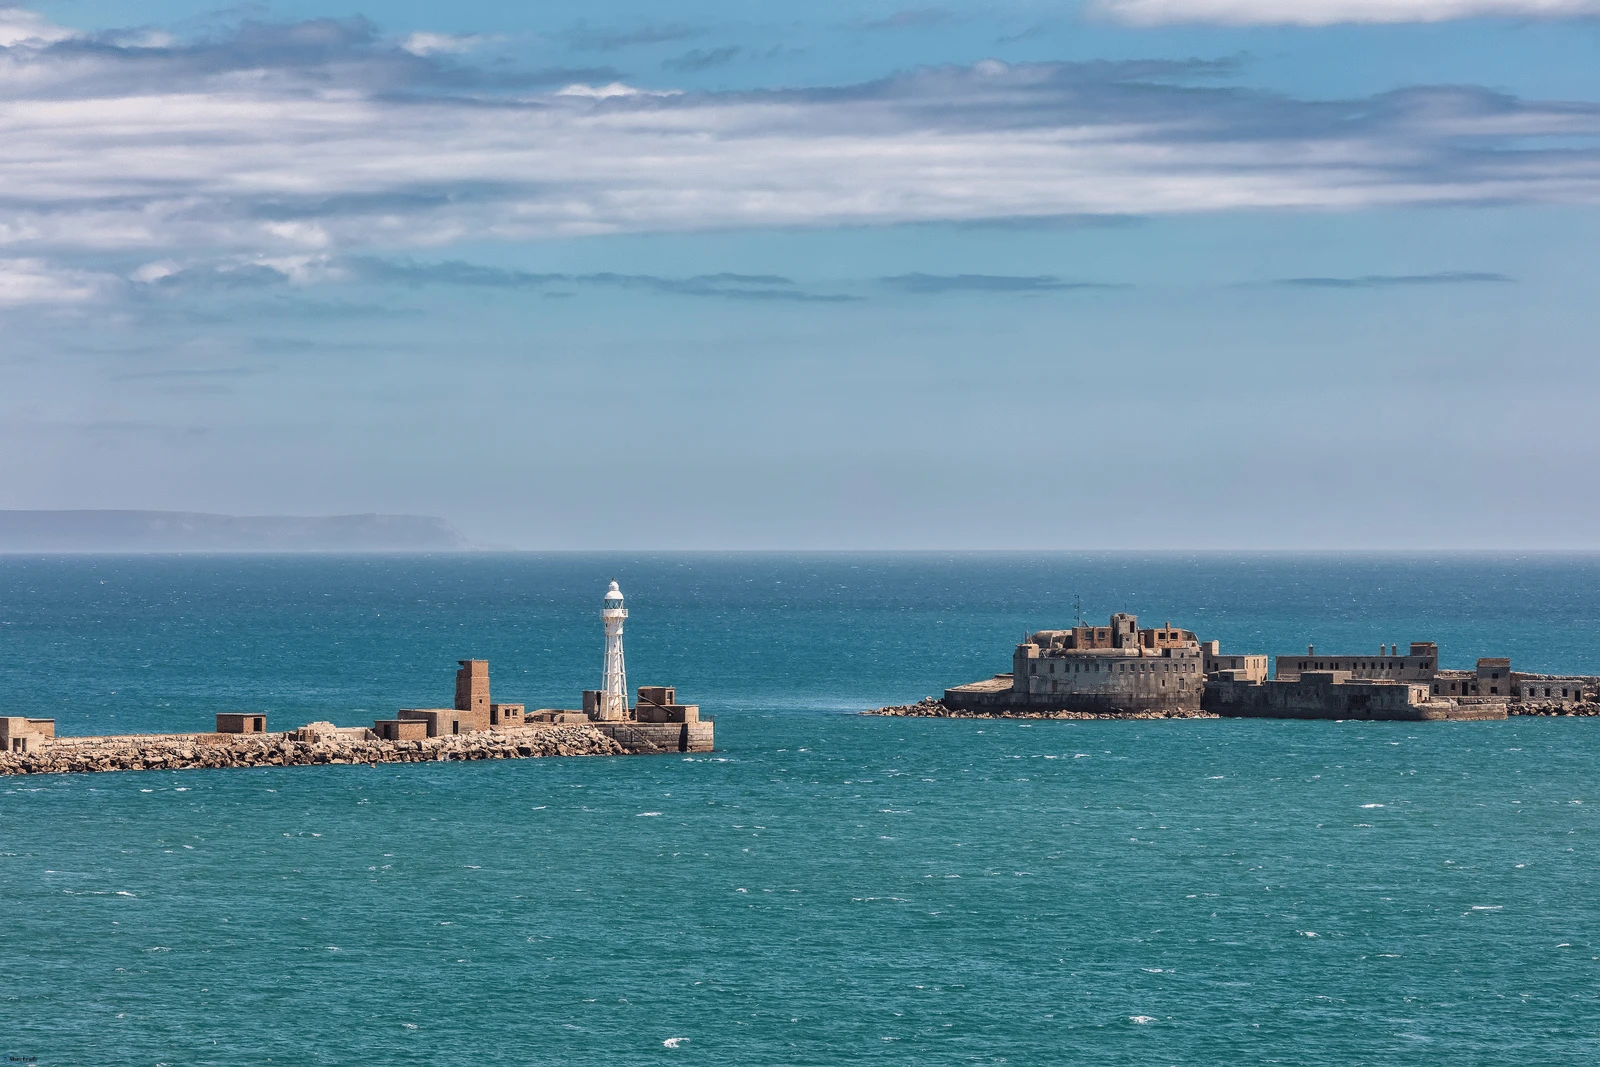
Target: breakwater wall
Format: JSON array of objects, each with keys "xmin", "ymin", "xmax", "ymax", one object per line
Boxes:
[
  {"xmin": 868, "ymin": 696, "xmax": 1600, "ymax": 723},
  {"xmin": 865, "ymin": 698, "xmax": 1217, "ymax": 721},
  {"xmin": 0, "ymin": 723, "xmax": 649, "ymax": 777}
]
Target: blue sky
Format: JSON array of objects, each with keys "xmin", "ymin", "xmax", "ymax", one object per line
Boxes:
[{"xmin": 3, "ymin": 0, "xmax": 1599, "ymax": 548}]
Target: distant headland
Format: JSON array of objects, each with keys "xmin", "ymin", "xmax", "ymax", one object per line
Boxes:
[
  {"xmin": 0, "ymin": 509, "xmax": 473, "ymax": 553},
  {"xmin": 869, "ymin": 611, "xmax": 1598, "ymax": 723}
]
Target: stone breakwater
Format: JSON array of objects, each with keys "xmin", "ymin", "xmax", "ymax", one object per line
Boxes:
[
  {"xmin": 0, "ymin": 724, "xmax": 626, "ymax": 777},
  {"xmin": 868, "ymin": 697, "xmax": 1600, "ymax": 722},
  {"xmin": 1513, "ymin": 701, "xmax": 1600, "ymax": 716},
  {"xmin": 864, "ymin": 698, "xmax": 1217, "ymax": 721}
]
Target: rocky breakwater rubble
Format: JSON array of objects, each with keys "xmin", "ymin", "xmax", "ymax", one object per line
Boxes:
[
  {"xmin": 1512, "ymin": 700, "xmax": 1600, "ymax": 717},
  {"xmin": 0, "ymin": 723, "xmax": 626, "ymax": 777},
  {"xmin": 864, "ymin": 697, "xmax": 1218, "ymax": 720}
]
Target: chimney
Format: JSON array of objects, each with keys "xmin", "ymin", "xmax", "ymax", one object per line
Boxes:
[{"xmin": 1308, "ymin": 644, "xmax": 1315, "ymax": 655}]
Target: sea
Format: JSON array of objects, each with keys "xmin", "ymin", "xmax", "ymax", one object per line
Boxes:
[{"xmin": 1, "ymin": 552, "xmax": 1597, "ymax": 1065}]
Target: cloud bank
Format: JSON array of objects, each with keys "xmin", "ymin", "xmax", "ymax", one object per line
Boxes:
[
  {"xmin": 1, "ymin": 8, "xmax": 1599, "ymax": 305},
  {"xmin": 1275, "ymin": 271, "xmax": 1513, "ymax": 287},
  {"xmin": 1098, "ymin": 0, "xmax": 1600, "ymax": 25},
  {"xmin": 880, "ymin": 273, "xmax": 1116, "ymax": 292}
]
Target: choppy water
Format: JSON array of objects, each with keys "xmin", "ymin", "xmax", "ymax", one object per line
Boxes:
[{"xmin": 2, "ymin": 553, "xmax": 1598, "ymax": 1064}]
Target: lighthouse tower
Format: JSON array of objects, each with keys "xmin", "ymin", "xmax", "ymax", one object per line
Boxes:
[{"xmin": 600, "ymin": 581, "xmax": 629, "ymax": 720}]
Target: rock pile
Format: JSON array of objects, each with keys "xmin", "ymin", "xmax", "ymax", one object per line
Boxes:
[
  {"xmin": 0, "ymin": 724, "xmax": 626, "ymax": 776},
  {"xmin": 864, "ymin": 697, "xmax": 1217, "ymax": 720},
  {"xmin": 1511, "ymin": 701, "xmax": 1600, "ymax": 716}
]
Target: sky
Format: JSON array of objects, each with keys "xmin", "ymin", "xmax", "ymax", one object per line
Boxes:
[{"xmin": 2, "ymin": 0, "xmax": 1598, "ymax": 549}]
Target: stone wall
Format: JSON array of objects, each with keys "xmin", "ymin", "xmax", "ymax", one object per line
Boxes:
[
  {"xmin": 1514, "ymin": 675, "xmax": 1596, "ymax": 703},
  {"xmin": 1202, "ymin": 675, "xmax": 1505, "ymax": 721},
  {"xmin": 868, "ymin": 697, "xmax": 1215, "ymax": 721},
  {"xmin": 0, "ymin": 722, "xmax": 706, "ymax": 776},
  {"xmin": 593, "ymin": 720, "xmax": 715, "ymax": 753},
  {"xmin": 1006, "ymin": 644, "xmax": 1206, "ymax": 713}
]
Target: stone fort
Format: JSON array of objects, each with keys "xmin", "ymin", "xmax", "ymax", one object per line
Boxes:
[{"xmin": 945, "ymin": 613, "xmax": 1265, "ymax": 715}]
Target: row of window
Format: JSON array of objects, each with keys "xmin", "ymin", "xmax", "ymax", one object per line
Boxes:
[
  {"xmin": 1294, "ymin": 660, "xmax": 1431, "ymax": 671},
  {"xmin": 1050, "ymin": 678, "xmax": 1189, "ymax": 693},
  {"xmin": 1431, "ymin": 683, "xmax": 1583, "ymax": 699},
  {"xmin": 1033, "ymin": 661, "xmax": 1197, "ymax": 676}
]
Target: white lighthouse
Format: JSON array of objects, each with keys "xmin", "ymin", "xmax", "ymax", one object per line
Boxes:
[{"xmin": 600, "ymin": 581, "xmax": 629, "ymax": 720}]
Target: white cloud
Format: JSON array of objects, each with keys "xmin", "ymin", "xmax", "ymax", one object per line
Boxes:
[
  {"xmin": 555, "ymin": 81, "xmax": 681, "ymax": 98},
  {"xmin": 400, "ymin": 32, "xmax": 483, "ymax": 56},
  {"xmin": 0, "ymin": 6, "xmax": 73, "ymax": 47},
  {"xmin": 0, "ymin": 258, "xmax": 104, "ymax": 304},
  {"xmin": 0, "ymin": 9, "xmax": 1597, "ymax": 302},
  {"xmin": 1097, "ymin": 0, "xmax": 1600, "ymax": 26}
]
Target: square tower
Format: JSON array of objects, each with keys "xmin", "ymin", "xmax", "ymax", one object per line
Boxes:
[{"xmin": 455, "ymin": 659, "xmax": 491, "ymax": 731}]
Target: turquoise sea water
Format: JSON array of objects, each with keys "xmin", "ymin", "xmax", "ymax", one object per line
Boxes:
[{"xmin": 2, "ymin": 553, "xmax": 1598, "ymax": 1065}]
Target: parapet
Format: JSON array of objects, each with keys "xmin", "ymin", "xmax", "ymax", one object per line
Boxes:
[
  {"xmin": 294, "ymin": 721, "xmax": 375, "ymax": 742},
  {"xmin": 528, "ymin": 709, "xmax": 591, "ymax": 724}
]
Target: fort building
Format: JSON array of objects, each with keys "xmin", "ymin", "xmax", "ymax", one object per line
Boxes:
[
  {"xmin": 490, "ymin": 703, "xmax": 524, "ymax": 727},
  {"xmin": 1274, "ymin": 643, "xmax": 1594, "ymax": 704},
  {"xmin": 634, "ymin": 686, "xmax": 700, "ymax": 724},
  {"xmin": 1, "ymin": 716, "xmax": 55, "ymax": 754},
  {"xmin": 946, "ymin": 613, "xmax": 1224, "ymax": 714},
  {"xmin": 454, "ymin": 659, "xmax": 491, "ymax": 729},
  {"xmin": 1200, "ymin": 642, "xmax": 1269, "ymax": 683},
  {"xmin": 1274, "ymin": 643, "xmax": 1439, "ymax": 683},
  {"xmin": 373, "ymin": 718, "xmax": 429, "ymax": 742},
  {"xmin": 931, "ymin": 620, "xmax": 1600, "ymax": 722},
  {"xmin": 1202, "ymin": 671, "xmax": 1505, "ymax": 721},
  {"xmin": 215, "ymin": 713, "xmax": 267, "ymax": 734}
]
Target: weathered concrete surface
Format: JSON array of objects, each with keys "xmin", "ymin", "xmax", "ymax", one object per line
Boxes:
[
  {"xmin": 0, "ymin": 723, "xmax": 650, "ymax": 776},
  {"xmin": 1203, "ymin": 675, "xmax": 1506, "ymax": 721},
  {"xmin": 594, "ymin": 719, "xmax": 714, "ymax": 753},
  {"xmin": 866, "ymin": 697, "xmax": 1217, "ymax": 721}
]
